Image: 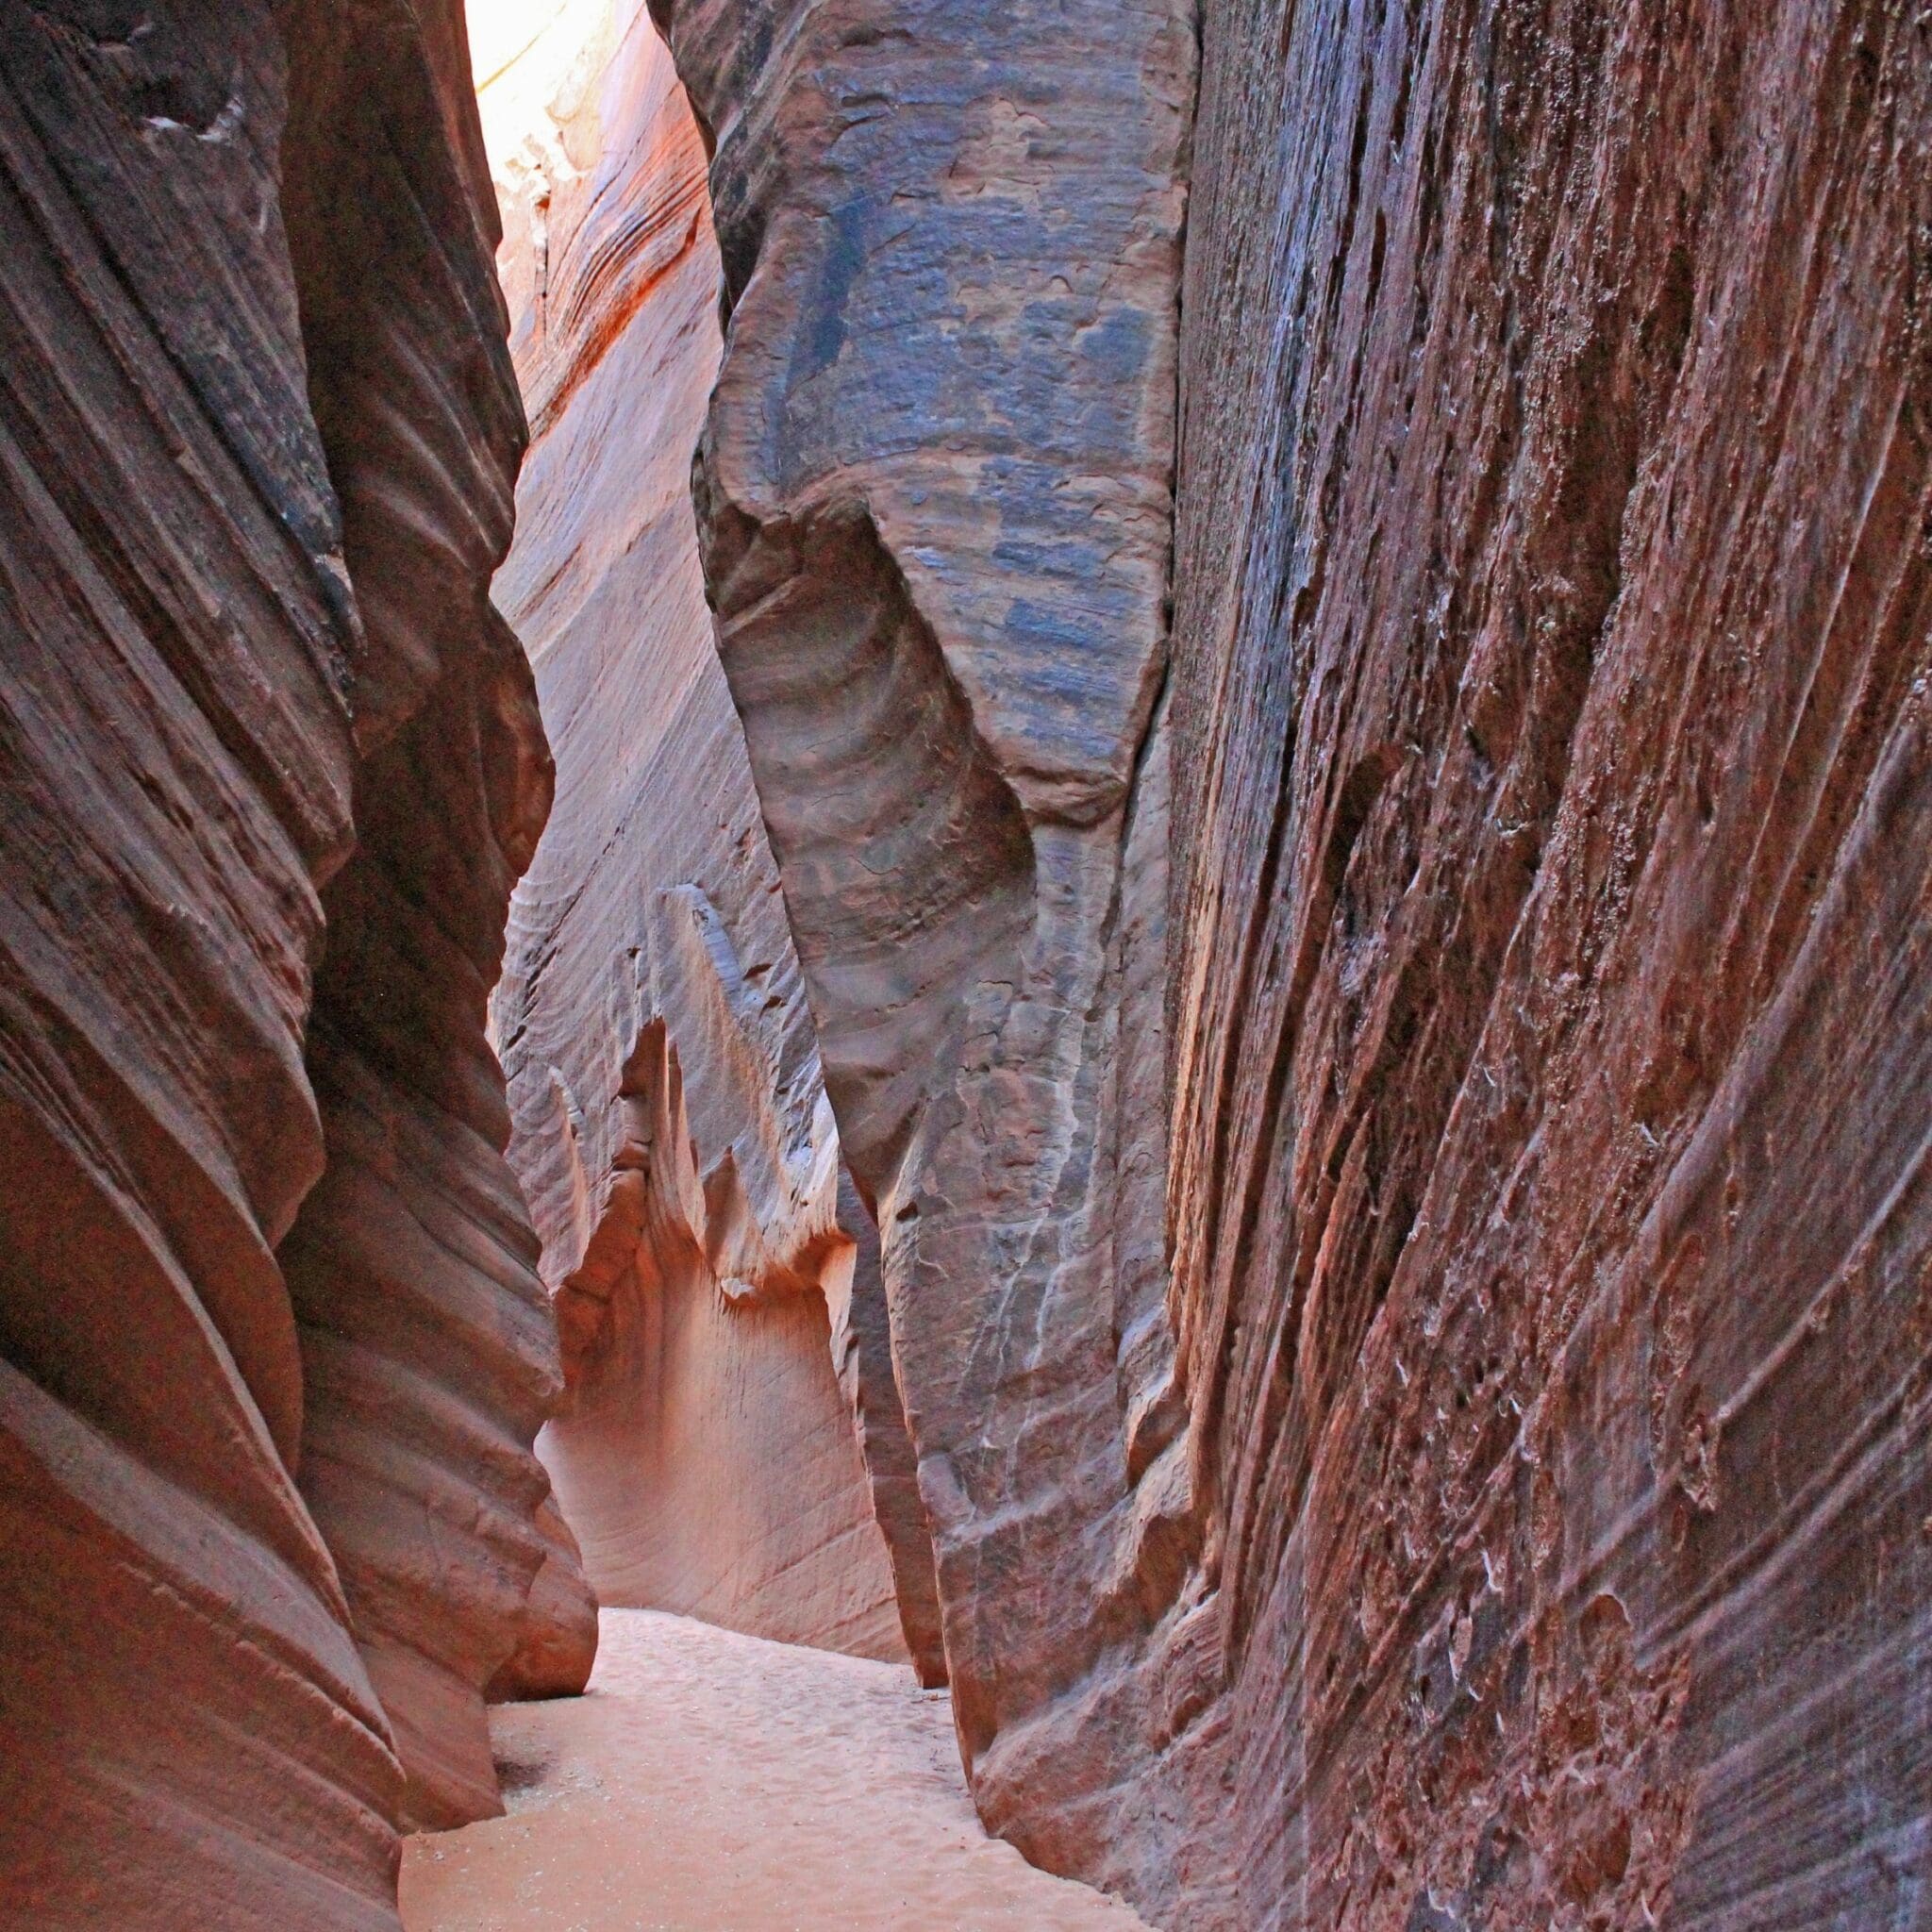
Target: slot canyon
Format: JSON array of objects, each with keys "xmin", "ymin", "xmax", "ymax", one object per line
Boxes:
[{"xmin": 0, "ymin": 0, "xmax": 1927, "ymax": 1927}]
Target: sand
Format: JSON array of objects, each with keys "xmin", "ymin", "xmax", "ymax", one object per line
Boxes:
[{"xmin": 399, "ymin": 1609, "xmax": 1153, "ymax": 1931}]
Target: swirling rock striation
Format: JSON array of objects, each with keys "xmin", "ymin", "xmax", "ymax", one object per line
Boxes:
[
  {"xmin": 0, "ymin": 8, "xmax": 383, "ymax": 1920},
  {"xmin": 481, "ymin": 0, "xmax": 924, "ymax": 1669},
  {"xmin": 654, "ymin": 0, "xmax": 1932, "ymax": 1925},
  {"xmin": 274, "ymin": 0, "xmax": 591, "ymax": 1830},
  {"xmin": 0, "ymin": 0, "xmax": 581, "ymax": 1916}
]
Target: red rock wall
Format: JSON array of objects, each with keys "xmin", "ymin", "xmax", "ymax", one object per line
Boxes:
[
  {"xmin": 1168, "ymin": 0, "xmax": 1932, "ymax": 1924},
  {"xmin": 479, "ymin": 0, "xmax": 923, "ymax": 1669},
  {"xmin": 274, "ymin": 0, "xmax": 593, "ymax": 1829},
  {"xmin": 0, "ymin": 0, "xmax": 583, "ymax": 1915},
  {"xmin": 653, "ymin": 0, "xmax": 1932, "ymax": 1925},
  {"xmin": 0, "ymin": 8, "xmax": 389, "ymax": 1919}
]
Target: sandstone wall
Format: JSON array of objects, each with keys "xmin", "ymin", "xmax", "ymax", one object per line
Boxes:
[
  {"xmin": 654, "ymin": 0, "xmax": 1932, "ymax": 1925},
  {"xmin": 1168, "ymin": 0, "xmax": 1932, "ymax": 1924},
  {"xmin": 648, "ymin": 0, "xmax": 1206, "ymax": 1889},
  {"xmin": 273, "ymin": 0, "xmax": 595, "ymax": 1829},
  {"xmin": 0, "ymin": 0, "xmax": 581, "ymax": 1917},
  {"xmin": 480, "ymin": 0, "xmax": 924, "ymax": 1669}
]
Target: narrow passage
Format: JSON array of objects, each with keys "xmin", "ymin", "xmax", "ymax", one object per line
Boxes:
[{"xmin": 400, "ymin": 1613, "xmax": 1152, "ymax": 1931}]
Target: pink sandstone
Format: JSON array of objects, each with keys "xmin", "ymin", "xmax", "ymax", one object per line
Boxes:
[{"xmin": 478, "ymin": 0, "xmax": 939, "ymax": 1674}]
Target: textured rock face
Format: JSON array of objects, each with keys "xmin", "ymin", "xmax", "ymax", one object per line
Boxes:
[
  {"xmin": 0, "ymin": 9, "xmax": 385, "ymax": 1919},
  {"xmin": 0, "ymin": 0, "xmax": 579, "ymax": 1915},
  {"xmin": 6, "ymin": 0, "xmax": 1924, "ymax": 1921},
  {"xmin": 487, "ymin": 1491, "xmax": 602, "ymax": 1701},
  {"xmin": 480, "ymin": 0, "xmax": 923, "ymax": 1668},
  {"xmin": 1167, "ymin": 0, "xmax": 1932, "ymax": 1924},
  {"xmin": 656, "ymin": 0, "xmax": 1932, "ymax": 1925},
  {"xmin": 274, "ymin": 0, "xmax": 591, "ymax": 1832},
  {"xmin": 828, "ymin": 1170, "xmax": 947, "ymax": 1682}
]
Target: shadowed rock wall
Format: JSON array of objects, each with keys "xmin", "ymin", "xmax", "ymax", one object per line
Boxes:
[
  {"xmin": 273, "ymin": 0, "xmax": 594, "ymax": 1829},
  {"xmin": 654, "ymin": 0, "xmax": 1932, "ymax": 1925},
  {"xmin": 0, "ymin": 0, "xmax": 582, "ymax": 1916},
  {"xmin": 480, "ymin": 0, "xmax": 926, "ymax": 1671},
  {"xmin": 0, "ymin": 8, "xmax": 386, "ymax": 1918}
]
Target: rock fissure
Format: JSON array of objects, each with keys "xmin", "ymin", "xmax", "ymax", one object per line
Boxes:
[{"xmin": 4, "ymin": 0, "xmax": 1930, "ymax": 1927}]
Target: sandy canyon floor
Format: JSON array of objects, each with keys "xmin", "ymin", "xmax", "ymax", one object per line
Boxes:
[{"xmin": 400, "ymin": 1610, "xmax": 1152, "ymax": 1930}]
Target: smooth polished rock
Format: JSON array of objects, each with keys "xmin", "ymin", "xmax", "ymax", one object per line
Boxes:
[
  {"xmin": 273, "ymin": 0, "xmax": 582, "ymax": 1836},
  {"xmin": 0, "ymin": 7, "xmax": 387, "ymax": 1920},
  {"xmin": 0, "ymin": 0, "xmax": 580, "ymax": 1909}
]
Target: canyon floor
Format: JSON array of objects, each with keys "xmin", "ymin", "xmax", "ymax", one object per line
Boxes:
[{"xmin": 399, "ymin": 1611, "xmax": 1152, "ymax": 1930}]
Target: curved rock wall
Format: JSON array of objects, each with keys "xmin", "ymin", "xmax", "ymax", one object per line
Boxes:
[
  {"xmin": 648, "ymin": 0, "xmax": 1203, "ymax": 1884},
  {"xmin": 274, "ymin": 0, "xmax": 595, "ymax": 1832},
  {"xmin": 6, "ymin": 0, "xmax": 1925, "ymax": 1922},
  {"xmin": 0, "ymin": 0, "xmax": 581, "ymax": 1916},
  {"xmin": 652, "ymin": 0, "xmax": 1932, "ymax": 1925},
  {"xmin": 0, "ymin": 8, "xmax": 389, "ymax": 1919},
  {"xmin": 480, "ymin": 0, "xmax": 924, "ymax": 1669}
]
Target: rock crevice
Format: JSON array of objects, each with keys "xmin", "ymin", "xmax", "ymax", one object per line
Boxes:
[
  {"xmin": 480, "ymin": 0, "xmax": 931, "ymax": 1674},
  {"xmin": 5, "ymin": 0, "xmax": 1929, "ymax": 1926}
]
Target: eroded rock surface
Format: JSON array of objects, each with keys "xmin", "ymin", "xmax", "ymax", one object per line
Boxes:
[
  {"xmin": 0, "ymin": 0, "xmax": 578, "ymax": 1914},
  {"xmin": 650, "ymin": 0, "xmax": 1202, "ymax": 1887},
  {"xmin": 5, "ymin": 0, "xmax": 1926, "ymax": 1923},
  {"xmin": 273, "ymin": 0, "xmax": 590, "ymax": 1833},
  {"xmin": 1167, "ymin": 1, "xmax": 1932, "ymax": 1924},
  {"xmin": 0, "ymin": 8, "xmax": 386, "ymax": 1918},
  {"xmin": 654, "ymin": 0, "xmax": 1932, "ymax": 1925},
  {"xmin": 480, "ymin": 0, "xmax": 922, "ymax": 1668}
]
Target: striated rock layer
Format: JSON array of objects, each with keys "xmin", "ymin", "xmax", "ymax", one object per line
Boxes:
[
  {"xmin": 0, "ymin": 9, "xmax": 384, "ymax": 1920},
  {"xmin": 656, "ymin": 0, "xmax": 1932, "ymax": 1924},
  {"xmin": 274, "ymin": 0, "xmax": 592, "ymax": 1830},
  {"xmin": 480, "ymin": 0, "xmax": 926, "ymax": 1671},
  {"xmin": 1167, "ymin": 0, "xmax": 1932, "ymax": 1924},
  {"xmin": 650, "ymin": 0, "xmax": 1202, "ymax": 1885},
  {"xmin": 0, "ymin": 0, "xmax": 582, "ymax": 1918}
]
